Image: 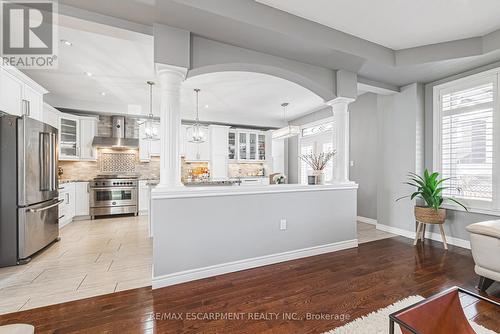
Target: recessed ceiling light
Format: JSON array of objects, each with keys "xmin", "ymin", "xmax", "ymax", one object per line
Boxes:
[
  {"xmin": 205, "ymin": 105, "xmax": 209, "ymax": 108},
  {"xmin": 60, "ymin": 39, "xmax": 72, "ymax": 46},
  {"xmin": 100, "ymin": 92, "xmax": 107, "ymax": 96},
  {"xmin": 84, "ymin": 71, "xmax": 93, "ymax": 77}
]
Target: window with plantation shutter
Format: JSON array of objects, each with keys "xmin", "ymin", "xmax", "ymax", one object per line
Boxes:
[{"xmin": 434, "ymin": 72, "xmax": 500, "ymax": 214}]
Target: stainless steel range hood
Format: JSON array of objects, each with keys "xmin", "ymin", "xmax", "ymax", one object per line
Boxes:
[{"xmin": 92, "ymin": 116, "xmax": 139, "ymax": 149}]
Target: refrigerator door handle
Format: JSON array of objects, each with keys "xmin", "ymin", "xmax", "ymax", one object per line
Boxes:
[
  {"xmin": 28, "ymin": 199, "xmax": 64, "ymax": 213},
  {"xmin": 39, "ymin": 132, "xmax": 51, "ymax": 191},
  {"xmin": 50, "ymin": 133, "xmax": 57, "ymax": 191}
]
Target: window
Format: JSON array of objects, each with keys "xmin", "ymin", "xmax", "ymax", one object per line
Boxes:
[
  {"xmin": 299, "ymin": 120, "xmax": 335, "ymax": 184},
  {"xmin": 434, "ymin": 72, "xmax": 499, "ymax": 213}
]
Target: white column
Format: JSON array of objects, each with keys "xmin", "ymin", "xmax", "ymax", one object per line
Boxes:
[
  {"xmin": 156, "ymin": 64, "xmax": 187, "ymax": 188},
  {"xmin": 327, "ymin": 97, "xmax": 354, "ymax": 184}
]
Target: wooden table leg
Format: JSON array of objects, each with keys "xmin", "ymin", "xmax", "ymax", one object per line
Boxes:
[
  {"xmin": 421, "ymin": 224, "xmax": 426, "ymax": 242},
  {"xmin": 439, "ymin": 224, "xmax": 448, "ymax": 250},
  {"xmin": 414, "ymin": 222, "xmax": 422, "ymax": 246}
]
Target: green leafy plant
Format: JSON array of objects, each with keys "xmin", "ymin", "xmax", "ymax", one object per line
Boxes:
[{"xmin": 396, "ymin": 169, "xmax": 467, "ymax": 211}]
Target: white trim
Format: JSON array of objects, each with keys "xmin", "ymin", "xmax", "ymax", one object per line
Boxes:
[
  {"xmin": 376, "ymin": 224, "xmax": 416, "ymax": 239},
  {"xmin": 152, "ymin": 239, "xmax": 358, "ymax": 289},
  {"xmin": 357, "ymin": 216, "xmax": 377, "ymax": 225},
  {"xmin": 433, "ymin": 69, "xmax": 500, "ymax": 212},
  {"xmin": 375, "ymin": 224, "xmax": 471, "ymax": 249}
]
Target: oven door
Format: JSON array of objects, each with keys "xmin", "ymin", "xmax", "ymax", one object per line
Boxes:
[{"xmin": 90, "ymin": 187, "xmax": 137, "ymax": 208}]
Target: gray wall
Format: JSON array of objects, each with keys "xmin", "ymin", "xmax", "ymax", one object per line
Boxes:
[
  {"xmin": 376, "ymin": 83, "xmax": 425, "ymax": 232},
  {"xmin": 423, "ymin": 60, "xmax": 500, "ymax": 241},
  {"xmin": 287, "ymin": 95, "xmax": 380, "ymax": 220},
  {"xmin": 152, "ymin": 187, "xmax": 357, "ymax": 280},
  {"xmin": 349, "ymin": 93, "xmax": 378, "ymax": 219}
]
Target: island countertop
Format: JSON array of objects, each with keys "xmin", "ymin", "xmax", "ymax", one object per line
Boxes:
[{"xmin": 151, "ymin": 183, "xmax": 358, "ymax": 199}]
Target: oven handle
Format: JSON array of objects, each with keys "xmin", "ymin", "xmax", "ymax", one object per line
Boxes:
[{"xmin": 90, "ymin": 187, "xmax": 137, "ymax": 191}]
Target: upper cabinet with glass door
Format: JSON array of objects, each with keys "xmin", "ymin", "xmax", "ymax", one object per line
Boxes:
[
  {"xmin": 234, "ymin": 129, "xmax": 267, "ymax": 162},
  {"xmin": 59, "ymin": 115, "xmax": 80, "ymax": 160},
  {"xmin": 59, "ymin": 114, "xmax": 97, "ymax": 161}
]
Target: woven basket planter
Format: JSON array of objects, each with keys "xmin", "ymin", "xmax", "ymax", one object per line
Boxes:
[{"xmin": 414, "ymin": 206, "xmax": 446, "ymax": 224}]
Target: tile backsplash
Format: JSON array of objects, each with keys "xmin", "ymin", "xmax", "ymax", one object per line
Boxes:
[{"xmin": 59, "ymin": 149, "xmax": 159, "ymax": 181}]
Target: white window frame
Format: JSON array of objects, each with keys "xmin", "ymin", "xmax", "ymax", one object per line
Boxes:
[
  {"xmin": 433, "ymin": 67, "xmax": 500, "ymax": 216},
  {"xmin": 297, "ymin": 117, "xmax": 335, "ymax": 184}
]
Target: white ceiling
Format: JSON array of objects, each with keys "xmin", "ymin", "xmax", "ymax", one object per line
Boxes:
[
  {"xmin": 24, "ymin": 16, "xmax": 324, "ymax": 127},
  {"xmin": 25, "ymin": 15, "xmax": 156, "ymax": 115},
  {"xmin": 181, "ymin": 72, "xmax": 325, "ymax": 127},
  {"xmin": 256, "ymin": 0, "xmax": 500, "ymax": 50}
]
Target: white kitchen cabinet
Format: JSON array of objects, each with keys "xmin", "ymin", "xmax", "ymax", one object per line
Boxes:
[
  {"xmin": 79, "ymin": 117, "xmax": 97, "ymax": 161},
  {"xmin": 23, "ymin": 84, "xmax": 43, "ymax": 121},
  {"xmin": 228, "ymin": 130, "xmax": 236, "ymax": 160},
  {"xmin": 74, "ymin": 182, "xmax": 90, "ymax": 217},
  {"xmin": 0, "ymin": 68, "xmax": 24, "ymax": 116},
  {"xmin": 150, "ymin": 122, "xmax": 161, "ymax": 156},
  {"xmin": 271, "ymin": 138, "xmax": 286, "ymax": 174},
  {"xmin": 209, "ymin": 125, "xmax": 230, "ymax": 180},
  {"xmin": 184, "ymin": 125, "xmax": 210, "ymax": 161},
  {"xmin": 139, "ymin": 180, "xmax": 150, "ymax": 215},
  {"xmin": 59, "ymin": 114, "xmax": 97, "ymax": 161},
  {"xmin": 139, "ymin": 123, "xmax": 150, "ymax": 161},
  {"xmin": 235, "ymin": 129, "xmax": 267, "ymax": 162},
  {"xmin": 58, "ymin": 182, "xmax": 75, "ymax": 228},
  {"xmin": 43, "ymin": 103, "xmax": 60, "ymax": 128},
  {"xmin": 59, "ymin": 115, "xmax": 80, "ymax": 160},
  {"xmin": 0, "ymin": 65, "xmax": 46, "ymax": 120}
]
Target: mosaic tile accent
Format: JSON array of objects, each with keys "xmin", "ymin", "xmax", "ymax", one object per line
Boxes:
[{"xmin": 100, "ymin": 152, "xmax": 137, "ymax": 173}]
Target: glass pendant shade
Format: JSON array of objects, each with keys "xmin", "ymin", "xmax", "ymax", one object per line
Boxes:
[
  {"xmin": 143, "ymin": 81, "xmax": 159, "ymax": 141},
  {"xmin": 187, "ymin": 123, "xmax": 206, "ymax": 143},
  {"xmin": 272, "ymin": 102, "xmax": 300, "ymax": 140},
  {"xmin": 189, "ymin": 88, "xmax": 205, "ymax": 143},
  {"xmin": 272, "ymin": 125, "xmax": 301, "ymax": 139}
]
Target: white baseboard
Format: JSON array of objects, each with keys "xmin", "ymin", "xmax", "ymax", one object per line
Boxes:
[
  {"xmin": 152, "ymin": 239, "xmax": 358, "ymax": 289},
  {"xmin": 376, "ymin": 224, "xmax": 471, "ymax": 249},
  {"xmin": 357, "ymin": 216, "xmax": 377, "ymax": 225},
  {"xmin": 376, "ymin": 224, "xmax": 415, "ymax": 239}
]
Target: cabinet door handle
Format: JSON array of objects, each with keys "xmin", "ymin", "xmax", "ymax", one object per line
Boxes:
[{"xmin": 65, "ymin": 192, "xmax": 70, "ymax": 204}]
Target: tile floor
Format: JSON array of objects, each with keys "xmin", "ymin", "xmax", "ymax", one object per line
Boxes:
[
  {"xmin": 357, "ymin": 221, "xmax": 396, "ymax": 243},
  {"xmin": 0, "ymin": 215, "xmax": 152, "ymax": 315},
  {"xmin": 0, "ymin": 218, "xmax": 392, "ymax": 315}
]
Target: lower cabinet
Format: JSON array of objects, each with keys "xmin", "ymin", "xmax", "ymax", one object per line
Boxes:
[
  {"xmin": 138, "ymin": 180, "xmax": 150, "ymax": 215},
  {"xmin": 74, "ymin": 182, "xmax": 90, "ymax": 217},
  {"xmin": 58, "ymin": 182, "xmax": 90, "ymax": 228},
  {"xmin": 58, "ymin": 182, "xmax": 75, "ymax": 228}
]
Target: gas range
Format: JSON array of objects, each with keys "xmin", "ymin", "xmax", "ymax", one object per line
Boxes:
[
  {"xmin": 92, "ymin": 175, "xmax": 139, "ymax": 188},
  {"xmin": 89, "ymin": 175, "xmax": 139, "ymax": 218}
]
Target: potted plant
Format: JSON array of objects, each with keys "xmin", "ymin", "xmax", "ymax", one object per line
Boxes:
[
  {"xmin": 397, "ymin": 170, "xmax": 467, "ymax": 224},
  {"xmin": 300, "ymin": 151, "xmax": 336, "ymax": 185}
]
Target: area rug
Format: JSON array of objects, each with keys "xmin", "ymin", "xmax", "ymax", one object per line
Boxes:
[{"xmin": 324, "ymin": 295, "xmax": 497, "ymax": 334}]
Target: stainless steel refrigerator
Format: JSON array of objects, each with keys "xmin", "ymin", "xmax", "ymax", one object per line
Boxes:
[{"xmin": 0, "ymin": 114, "xmax": 60, "ymax": 267}]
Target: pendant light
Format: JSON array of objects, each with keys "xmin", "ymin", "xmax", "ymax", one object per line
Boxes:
[
  {"xmin": 188, "ymin": 88, "xmax": 205, "ymax": 143},
  {"xmin": 143, "ymin": 81, "xmax": 159, "ymax": 141},
  {"xmin": 272, "ymin": 102, "xmax": 300, "ymax": 140}
]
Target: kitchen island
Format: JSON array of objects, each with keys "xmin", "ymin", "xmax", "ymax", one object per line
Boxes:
[{"xmin": 151, "ymin": 183, "xmax": 358, "ymax": 288}]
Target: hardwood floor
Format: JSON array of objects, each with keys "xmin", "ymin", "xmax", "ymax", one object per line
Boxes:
[{"xmin": 0, "ymin": 237, "xmax": 498, "ymax": 333}]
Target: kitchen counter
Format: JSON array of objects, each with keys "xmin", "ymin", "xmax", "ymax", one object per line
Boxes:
[{"xmin": 59, "ymin": 179, "xmax": 91, "ymax": 184}]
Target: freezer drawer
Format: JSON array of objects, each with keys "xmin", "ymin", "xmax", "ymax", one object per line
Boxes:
[{"xmin": 18, "ymin": 199, "xmax": 61, "ymax": 259}]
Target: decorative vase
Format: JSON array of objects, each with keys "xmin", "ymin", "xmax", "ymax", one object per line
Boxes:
[
  {"xmin": 313, "ymin": 170, "xmax": 325, "ymax": 185},
  {"xmin": 414, "ymin": 206, "xmax": 446, "ymax": 224}
]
